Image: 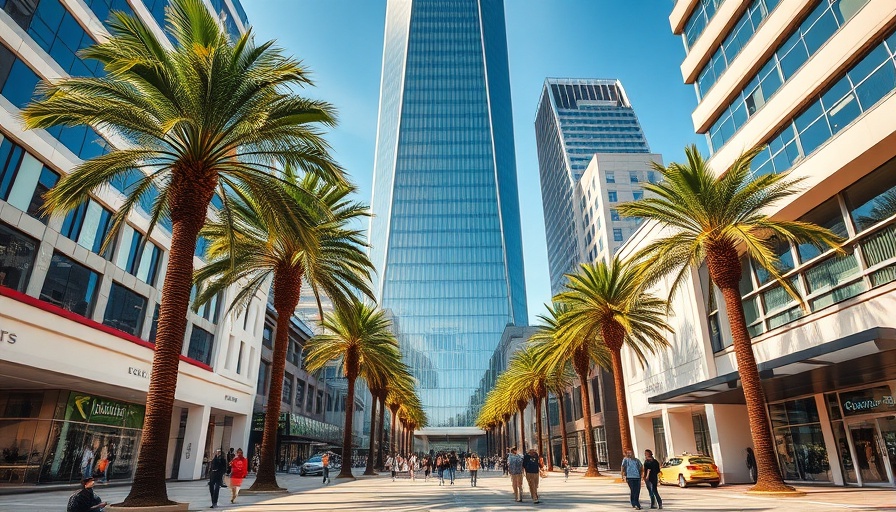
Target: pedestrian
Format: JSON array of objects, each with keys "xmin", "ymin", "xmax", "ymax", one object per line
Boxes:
[
  {"xmin": 448, "ymin": 451, "xmax": 458, "ymax": 485},
  {"xmin": 746, "ymin": 447, "xmax": 757, "ymax": 484},
  {"xmin": 208, "ymin": 449, "xmax": 227, "ymax": 508},
  {"xmin": 523, "ymin": 448, "xmax": 542, "ymax": 504},
  {"xmin": 66, "ymin": 476, "xmax": 107, "ymax": 512},
  {"xmin": 621, "ymin": 449, "xmax": 643, "ymax": 510},
  {"xmin": 322, "ymin": 452, "xmax": 331, "ymax": 485},
  {"xmin": 436, "ymin": 453, "xmax": 446, "ymax": 485},
  {"xmin": 229, "ymin": 448, "xmax": 248, "ymax": 504},
  {"xmin": 468, "ymin": 453, "xmax": 480, "ymax": 487},
  {"xmin": 408, "ymin": 453, "xmax": 417, "ymax": 481},
  {"xmin": 423, "ymin": 455, "xmax": 432, "ymax": 481},
  {"xmin": 562, "ymin": 456, "xmax": 570, "ymax": 482},
  {"xmin": 104, "ymin": 443, "xmax": 116, "ymax": 483},
  {"xmin": 387, "ymin": 453, "xmax": 397, "ymax": 481},
  {"xmin": 507, "ymin": 447, "xmax": 524, "ymax": 503},
  {"xmin": 643, "ymin": 449, "xmax": 662, "ymax": 510},
  {"xmin": 80, "ymin": 441, "xmax": 95, "ymax": 480}
]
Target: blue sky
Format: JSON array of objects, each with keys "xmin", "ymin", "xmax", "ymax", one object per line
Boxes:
[{"xmin": 243, "ymin": 0, "xmax": 706, "ymax": 324}]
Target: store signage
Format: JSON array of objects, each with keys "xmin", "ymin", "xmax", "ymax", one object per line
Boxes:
[
  {"xmin": 225, "ymin": 395, "xmax": 238, "ymax": 403},
  {"xmin": 64, "ymin": 392, "xmax": 146, "ymax": 429},
  {"xmin": 128, "ymin": 367, "xmax": 148, "ymax": 378},
  {"xmin": 839, "ymin": 385, "xmax": 896, "ymax": 416},
  {"xmin": 1, "ymin": 329, "xmax": 17, "ymax": 343}
]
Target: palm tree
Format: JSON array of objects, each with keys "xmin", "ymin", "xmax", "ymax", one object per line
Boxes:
[
  {"xmin": 532, "ymin": 302, "xmax": 608, "ymax": 477},
  {"xmin": 366, "ymin": 363, "xmax": 414, "ymax": 473},
  {"xmin": 618, "ymin": 144, "xmax": 841, "ymax": 492},
  {"xmin": 504, "ymin": 345, "xmax": 549, "ymax": 459},
  {"xmin": 22, "ymin": 0, "xmax": 341, "ymax": 505},
  {"xmin": 193, "ymin": 173, "xmax": 372, "ymax": 490},
  {"xmin": 557, "ymin": 257, "xmax": 672, "ymax": 461},
  {"xmin": 304, "ymin": 300, "xmax": 403, "ymax": 479},
  {"xmin": 543, "ymin": 354, "xmax": 575, "ymax": 470},
  {"xmin": 385, "ymin": 374, "xmax": 417, "ymax": 455}
]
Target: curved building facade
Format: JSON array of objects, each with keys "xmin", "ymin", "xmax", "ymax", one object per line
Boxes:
[{"xmin": 369, "ymin": 0, "xmax": 527, "ymax": 431}]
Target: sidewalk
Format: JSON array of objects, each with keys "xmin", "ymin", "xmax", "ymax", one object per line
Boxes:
[{"xmin": 0, "ymin": 468, "xmax": 891, "ymax": 511}]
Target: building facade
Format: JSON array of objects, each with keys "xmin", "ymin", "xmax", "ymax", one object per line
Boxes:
[
  {"xmin": 620, "ymin": 0, "xmax": 896, "ymax": 488},
  {"xmin": 368, "ymin": 0, "xmax": 528, "ymax": 437},
  {"xmin": 534, "ymin": 78, "xmax": 651, "ymax": 294},
  {"xmin": 0, "ymin": 0, "xmax": 264, "ymax": 485}
]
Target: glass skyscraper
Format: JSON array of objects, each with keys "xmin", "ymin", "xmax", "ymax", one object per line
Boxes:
[
  {"xmin": 535, "ymin": 78, "xmax": 650, "ymax": 293},
  {"xmin": 369, "ymin": 0, "xmax": 527, "ymax": 429}
]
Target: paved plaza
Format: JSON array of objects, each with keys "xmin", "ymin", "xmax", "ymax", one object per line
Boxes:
[{"xmin": 1, "ymin": 469, "xmax": 892, "ymax": 511}]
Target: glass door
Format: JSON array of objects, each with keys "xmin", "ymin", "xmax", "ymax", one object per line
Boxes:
[
  {"xmin": 848, "ymin": 421, "xmax": 888, "ymax": 484},
  {"xmin": 876, "ymin": 416, "xmax": 896, "ymax": 486}
]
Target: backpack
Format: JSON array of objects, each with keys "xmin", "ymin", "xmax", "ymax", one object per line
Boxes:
[{"xmin": 67, "ymin": 491, "xmax": 80, "ymax": 512}]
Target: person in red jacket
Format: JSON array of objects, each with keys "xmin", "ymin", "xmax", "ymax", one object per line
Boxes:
[{"xmin": 228, "ymin": 448, "xmax": 249, "ymax": 504}]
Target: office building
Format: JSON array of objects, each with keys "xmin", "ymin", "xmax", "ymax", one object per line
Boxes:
[
  {"xmin": 535, "ymin": 78, "xmax": 650, "ymax": 294},
  {"xmin": 0, "ymin": 0, "xmax": 272, "ymax": 485},
  {"xmin": 368, "ymin": 0, "xmax": 528, "ymax": 447},
  {"xmin": 619, "ymin": 0, "xmax": 896, "ymax": 487}
]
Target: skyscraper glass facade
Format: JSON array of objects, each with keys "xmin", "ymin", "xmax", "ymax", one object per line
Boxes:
[
  {"xmin": 369, "ymin": 0, "xmax": 527, "ymax": 428},
  {"xmin": 535, "ymin": 79, "xmax": 649, "ymax": 293}
]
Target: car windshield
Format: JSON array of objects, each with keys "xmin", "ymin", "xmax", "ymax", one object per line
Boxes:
[
  {"xmin": 307, "ymin": 457, "xmax": 322, "ymax": 463},
  {"xmin": 689, "ymin": 457, "xmax": 714, "ymax": 464}
]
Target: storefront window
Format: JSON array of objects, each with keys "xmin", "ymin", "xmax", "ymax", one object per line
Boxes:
[
  {"xmin": 770, "ymin": 397, "xmax": 831, "ymax": 482},
  {"xmin": 693, "ymin": 413, "xmax": 712, "ymax": 456},
  {"xmin": 39, "ymin": 252, "xmax": 100, "ymax": 318},
  {"xmin": 592, "ymin": 426, "xmax": 608, "ymax": 468}
]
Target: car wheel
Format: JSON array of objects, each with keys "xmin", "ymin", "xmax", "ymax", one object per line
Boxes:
[
  {"xmin": 678, "ymin": 474, "xmax": 688, "ymax": 488},
  {"xmin": 300, "ymin": 469, "xmax": 306, "ymax": 476},
  {"xmin": 710, "ymin": 481, "xmax": 720, "ymax": 488}
]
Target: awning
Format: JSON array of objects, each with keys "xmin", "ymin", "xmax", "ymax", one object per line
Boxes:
[{"xmin": 648, "ymin": 327, "xmax": 896, "ymax": 404}]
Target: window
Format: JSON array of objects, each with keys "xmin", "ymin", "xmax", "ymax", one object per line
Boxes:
[
  {"xmin": 282, "ymin": 373, "xmax": 293, "ymax": 404},
  {"xmin": 590, "ymin": 377, "xmax": 601, "ymax": 413},
  {"xmin": 288, "ymin": 339, "xmax": 301, "ymax": 367},
  {"xmin": 610, "ymin": 209, "xmax": 620, "ymax": 221},
  {"xmin": 846, "ymin": 163, "xmax": 896, "ymax": 233},
  {"xmin": 768, "ymin": 398, "xmax": 831, "ymax": 481},
  {"xmin": 196, "ymin": 291, "xmax": 220, "ymax": 323},
  {"xmin": 613, "ymin": 228, "xmax": 623, "ymax": 242},
  {"xmin": 0, "ymin": 222, "xmax": 39, "ymax": 292},
  {"xmin": 262, "ymin": 323, "xmax": 273, "ymax": 349},
  {"xmin": 593, "ymin": 426, "xmax": 608, "ymax": 468},
  {"xmin": 326, "ymin": 393, "xmax": 333, "ymax": 412},
  {"xmin": 85, "ymin": 0, "xmax": 135, "ymax": 25},
  {"xmin": 0, "ymin": 44, "xmax": 41, "ymax": 108},
  {"xmin": 60, "ymin": 199, "xmax": 113, "ymax": 256},
  {"xmin": 629, "ymin": 171, "xmax": 639, "ymax": 183},
  {"xmin": 115, "ymin": 226, "xmax": 161, "ymax": 286},
  {"xmin": 103, "ymin": 282, "xmax": 147, "ymax": 336},
  {"xmin": 693, "ymin": 413, "xmax": 711, "ymax": 456},
  {"xmin": 605, "ymin": 171, "xmax": 615, "ymax": 184},
  {"xmin": 39, "ymin": 252, "xmax": 99, "ymax": 317},
  {"xmin": 306, "ymin": 385, "xmax": 315, "ymax": 412},
  {"xmin": 607, "ymin": 191, "xmax": 617, "ymax": 203},
  {"xmin": 187, "ymin": 326, "xmax": 214, "ymax": 365},
  {"xmin": 682, "ymin": 0, "xmax": 724, "ymax": 50},
  {"xmin": 18, "ymin": 0, "xmax": 104, "ymax": 78},
  {"xmin": 572, "ymin": 386, "xmax": 583, "ymax": 420},
  {"xmin": 652, "ymin": 417, "xmax": 668, "ymax": 463},
  {"xmin": 257, "ymin": 361, "xmax": 270, "ymax": 396},
  {"xmin": 0, "ymin": 137, "xmax": 59, "ymax": 222},
  {"xmin": 295, "ymin": 379, "xmax": 306, "ymax": 407},
  {"xmin": 148, "ymin": 304, "xmax": 159, "ymax": 343},
  {"xmin": 633, "ymin": 190, "xmax": 643, "ymax": 201},
  {"xmin": 316, "ymin": 390, "xmax": 323, "ymax": 415}
]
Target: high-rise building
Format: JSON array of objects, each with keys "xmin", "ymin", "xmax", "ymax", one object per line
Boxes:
[
  {"xmin": 618, "ymin": 0, "xmax": 896, "ymax": 487},
  {"xmin": 535, "ymin": 78, "xmax": 651, "ymax": 293},
  {"xmin": 369, "ymin": 0, "xmax": 527, "ymax": 440}
]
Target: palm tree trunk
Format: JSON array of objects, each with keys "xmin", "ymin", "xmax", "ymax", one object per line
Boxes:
[
  {"xmin": 389, "ymin": 406, "xmax": 399, "ymax": 456},
  {"xmin": 609, "ymin": 348, "xmax": 633, "ymax": 454},
  {"xmin": 534, "ymin": 396, "xmax": 544, "ymax": 462},
  {"xmin": 376, "ymin": 394, "xmax": 387, "ymax": 470},
  {"xmin": 544, "ymin": 395, "xmax": 554, "ymax": 471},
  {"xmin": 574, "ymin": 349, "xmax": 601, "ymax": 477},
  {"xmin": 122, "ymin": 173, "xmax": 216, "ymax": 507},
  {"xmin": 364, "ymin": 391, "xmax": 379, "ymax": 475},
  {"xmin": 338, "ymin": 370, "xmax": 358, "ymax": 479},
  {"xmin": 558, "ymin": 393, "xmax": 569, "ymax": 466},
  {"xmin": 517, "ymin": 400, "xmax": 528, "ymax": 451},
  {"xmin": 719, "ymin": 285, "xmax": 793, "ymax": 492},
  {"xmin": 251, "ymin": 269, "xmax": 304, "ymax": 491}
]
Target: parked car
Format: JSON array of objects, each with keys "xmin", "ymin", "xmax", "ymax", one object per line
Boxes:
[
  {"xmin": 659, "ymin": 453, "xmax": 720, "ymax": 488},
  {"xmin": 299, "ymin": 454, "xmax": 341, "ymax": 476}
]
